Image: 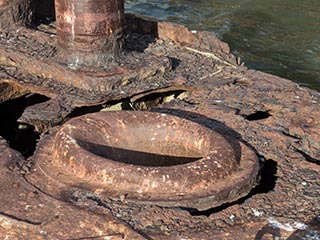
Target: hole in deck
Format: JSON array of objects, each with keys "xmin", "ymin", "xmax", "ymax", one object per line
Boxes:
[
  {"xmin": 0, "ymin": 94, "xmax": 50, "ymax": 157},
  {"xmin": 245, "ymin": 110, "xmax": 272, "ymax": 121},
  {"xmin": 253, "ymin": 159, "xmax": 278, "ymax": 193}
]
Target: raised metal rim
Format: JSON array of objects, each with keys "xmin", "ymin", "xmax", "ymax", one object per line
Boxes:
[{"xmin": 27, "ymin": 111, "xmax": 260, "ymax": 210}]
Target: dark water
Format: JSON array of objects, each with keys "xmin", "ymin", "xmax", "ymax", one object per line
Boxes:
[{"xmin": 125, "ymin": 0, "xmax": 320, "ymax": 91}]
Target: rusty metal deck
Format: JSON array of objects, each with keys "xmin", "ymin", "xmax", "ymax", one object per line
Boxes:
[{"xmin": 0, "ymin": 15, "xmax": 319, "ymax": 239}]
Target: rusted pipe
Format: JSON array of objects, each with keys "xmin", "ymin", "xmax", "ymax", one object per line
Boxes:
[{"xmin": 55, "ymin": 0, "xmax": 124, "ymax": 67}]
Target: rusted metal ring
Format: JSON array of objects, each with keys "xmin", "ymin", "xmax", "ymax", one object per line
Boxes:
[{"xmin": 27, "ymin": 111, "xmax": 259, "ymax": 210}]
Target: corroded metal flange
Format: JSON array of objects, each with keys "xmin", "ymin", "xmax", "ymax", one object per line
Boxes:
[{"xmin": 27, "ymin": 111, "xmax": 259, "ymax": 210}]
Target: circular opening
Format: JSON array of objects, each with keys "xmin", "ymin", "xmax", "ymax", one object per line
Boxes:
[
  {"xmin": 76, "ymin": 121, "xmax": 202, "ymax": 167},
  {"xmin": 77, "ymin": 138, "xmax": 203, "ymax": 167}
]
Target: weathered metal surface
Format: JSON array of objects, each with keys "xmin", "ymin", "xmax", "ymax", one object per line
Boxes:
[
  {"xmin": 0, "ymin": 80, "xmax": 29, "ymax": 103},
  {"xmin": 0, "ymin": 0, "xmax": 55, "ymax": 28},
  {"xmin": 27, "ymin": 111, "xmax": 259, "ymax": 211},
  {"xmin": 0, "ymin": 18, "xmax": 175, "ymax": 131},
  {"xmin": 0, "ymin": 13, "xmax": 319, "ymax": 239},
  {"xmin": 0, "ymin": 42, "xmax": 171, "ymax": 92},
  {"xmin": 0, "ymin": 0, "xmax": 34, "ymax": 27},
  {"xmin": 0, "ymin": 137, "xmax": 145, "ymax": 239},
  {"xmin": 56, "ymin": 0, "xmax": 124, "ymax": 66}
]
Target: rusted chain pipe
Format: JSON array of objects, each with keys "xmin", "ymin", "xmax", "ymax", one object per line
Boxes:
[{"xmin": 55, "ymin": 0, "xmax": 124, "ymax": 67}]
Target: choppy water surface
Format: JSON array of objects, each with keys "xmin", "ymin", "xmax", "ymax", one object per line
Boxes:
[{"xmin": 126, "ymin": 0, "xmax": 320, "ymax": 91}]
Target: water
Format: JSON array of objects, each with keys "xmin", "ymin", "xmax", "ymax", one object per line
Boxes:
[{"xmin": 125, "ymin": 0, "xmax": 320, "ymax": 91}]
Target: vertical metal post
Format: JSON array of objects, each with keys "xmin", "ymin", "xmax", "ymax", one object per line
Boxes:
[{"xmin": 55, "ymin": 0, "xmax": 124, "ymax": 67}]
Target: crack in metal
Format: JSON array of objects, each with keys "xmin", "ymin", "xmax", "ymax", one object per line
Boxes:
[
  {"xmin": 0, "ymin": 211, "xmax": 42, "ymax": 226},
  {"xmin": 295, "ymin": 148, "xmax": 320, "ymax": 165}
]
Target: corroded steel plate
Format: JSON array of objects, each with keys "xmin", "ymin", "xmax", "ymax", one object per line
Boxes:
[{"xmin": 27, "ymin": 111, "xmax": 259, "ymax": 210}]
